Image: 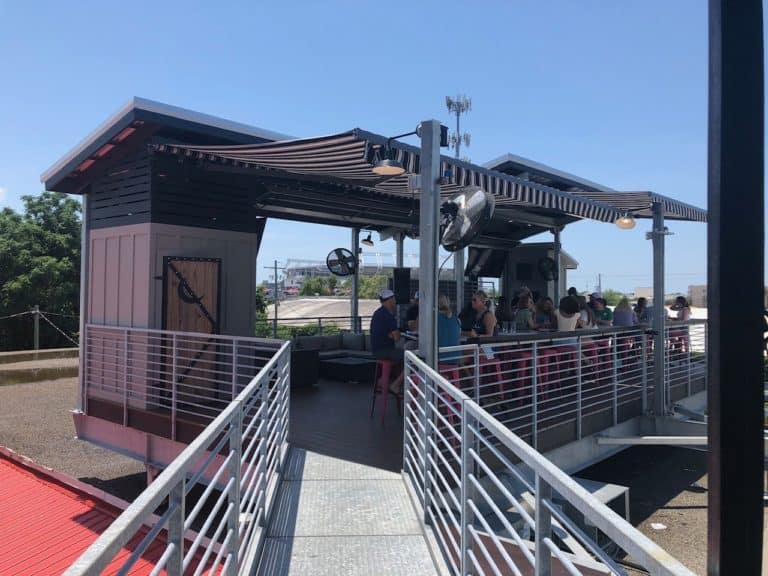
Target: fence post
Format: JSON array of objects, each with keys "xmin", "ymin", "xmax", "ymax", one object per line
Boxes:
[
  {"xmin": 123, "ymin": 329, "xmax": 129, "ymax": 427},
  {"xmin": 534, "ymin": 473, "xmax": 552, "ymax": 576},
  {"xmin": 641, "ymin": 331, "xmax": 648, "ymax": 414},
  {"xmin": 318, "ymin": 318, "xmax": 323, "ymax": 335},
  {"xmin": 576, "ymin": 337, "xmax": 582, "ymax": 440},
  {"xmin": 460, "ymin": 402, "xmax": 472, "ymax": 575},
  {"xmin": 472, "ymin": 346, "xmax": 480, "ymax": 403},
  {"xmin": 226, "ymin": 402, "xmax": 242, "ymax": 576},
  {"xmin": 171, "ymin": 334, "xmax": 178, "ymax": 441},
  {"xmin": 421, "ymin": 362, "xmax": 432, "ymax": 525},
  {"xmin": 167, "ymin": 478, "xmax": 185, "ymax": 576},
  {"xmin": 532, "ymin": 341, "xmax": 538, "ymax": 450},
  {"xmin": 32, "ymin": 305, "xmax": 40, "ymax": 350},
  {"xmin": 612, "ymin": 333, "xmax": 618, "ymax": 426},
  {"xmin": 232, "ymin": 341, "xmax": 239, "ymax": 401}
]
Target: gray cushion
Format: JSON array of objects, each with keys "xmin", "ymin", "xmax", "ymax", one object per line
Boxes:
[
  {"xmin": 364, "ymin": 335, "xmax": 372, "ymax": 351},
  {"xmin": 296, "ymin": 336, "xmax": 323, "ymax": 351},
  {"xmin": 321, "ymin": 334, "xmax": 343, "ymax": 351},
  {"xmin": 342, "ymin": 332, "xmax": 365, "ymax": 351}
]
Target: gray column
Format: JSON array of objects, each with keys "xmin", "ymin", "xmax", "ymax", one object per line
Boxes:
[
  {"xmin": 553, "ymin": 228, "xmax": 562, "ymax": 303},
  {"xmin": 417, "ymin": 120, "xmax": 442, "ymax": 368},
  {"xmin": 651, "ymin": 202, "xmax": 666, "ymax": 416},
  {"xmin": 77, "ymin": 195, "xmax": 90, "ymax": 413},
  {"xmin": 395, "ymin": 232, "xmax": 404, "ymax": 268},
  {"xmin": 454, "ymin": 247, "xmax": 465, "ymax": 309},
  {"xmin": 351, "ymin": 228, "xmax": 360, "ymax": 332}
]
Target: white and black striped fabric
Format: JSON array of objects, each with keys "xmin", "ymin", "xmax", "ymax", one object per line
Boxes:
[
  {"xmin": 153, "ymin": 130, "xmax": 704, "ymax": 224},
  {"xmin": 569, "ymin": 191, "xmax": 707, "ymax": 222}
]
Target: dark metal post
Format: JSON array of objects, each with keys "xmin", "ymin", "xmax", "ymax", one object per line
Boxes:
[
  {"xmin": 707, "ymin": 1, "xmax": 764, "ymax": 573},
  {"xmin": 552, "ymin": 228, "xmax": 562, "ymax": 304},
  {"xmin": 351, "ymin": 228, "xmax": 360, "ymax": 332},
  {"xmin": 417, "ymin": 120, "xmax": 441, "ymax": 367},
  {"xmin": 650, "ymin": 202, "xmax": 666, "ymax": 416},
  {"xmin": 272, "ymin": 260, "xmax": 279, "ymax": 339}
]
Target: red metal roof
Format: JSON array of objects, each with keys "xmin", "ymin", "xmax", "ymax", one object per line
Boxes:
[{"xmin": 0, "ymin": 452, "xmax": 163, "ymax": 575}]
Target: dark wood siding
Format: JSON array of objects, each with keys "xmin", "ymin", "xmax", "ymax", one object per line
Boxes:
[
  {"xmin": 89, "ymin": 151, "xmax": 152, "ymax": 229},
  {"xmin": 150, "ymin": 154, "xmax": 262, "ymax": 233}
]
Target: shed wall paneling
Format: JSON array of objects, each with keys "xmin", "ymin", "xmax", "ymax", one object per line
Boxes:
[
  {"xmin": 149, "ymin": 223, "xmax": 259, "ymax": 337},
  {"xmin": 88, "ymin": 224, "xmax": 152, "ymax": 328}
]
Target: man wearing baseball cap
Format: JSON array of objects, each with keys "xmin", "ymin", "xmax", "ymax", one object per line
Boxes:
[{"xmin": 369, "ymin": 288, "xmax": 404, "ymax": 394}]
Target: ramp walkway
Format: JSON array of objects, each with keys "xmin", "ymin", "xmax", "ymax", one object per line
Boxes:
[{"xmin": 257, "ymin": 448, "xmax": 437, "ymax": 575}]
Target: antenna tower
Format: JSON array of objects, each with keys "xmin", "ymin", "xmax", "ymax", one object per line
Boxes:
[{"xmin": 445, "ymin": 95, "xmax": 472, "ymax": 159}]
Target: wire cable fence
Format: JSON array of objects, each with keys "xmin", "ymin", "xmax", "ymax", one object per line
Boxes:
[{"xmin": 0, "ymin": 307, "xmax": 80, "ymax": 351}]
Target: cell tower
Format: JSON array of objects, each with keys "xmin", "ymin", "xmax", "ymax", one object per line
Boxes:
[{"xmin": 445, "ymin": 95, "xmax": 471, "ymax": 159}]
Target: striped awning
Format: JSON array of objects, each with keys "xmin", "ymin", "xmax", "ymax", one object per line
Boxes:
[
  {"xmin": 153, "ymin": 129, "xmax": 706, "ymax": 224},
  {"xmin": 568, "ymin": 191, "xmax": 707, "ymax": 222},
  {"xmin": 153, "ymin": 130, "xmax": 623, "ymax": 223}
]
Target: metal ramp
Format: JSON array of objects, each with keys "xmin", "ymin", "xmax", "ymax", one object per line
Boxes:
[{"xmin": 257, "ymin": 448, "xmax": 438, "ymax": 576}]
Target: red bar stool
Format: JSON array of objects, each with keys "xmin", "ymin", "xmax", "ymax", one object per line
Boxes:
[
  {"xmin": 370, "ymin": 359, "xmax": 401, "ymax": 424},
  {"xmin": 479, "ymin": 355, "xmax": 505, "ymax": 399},
  {"xmin": 506, "ymin": 351, "xmax": 533, "ymax": 399}
]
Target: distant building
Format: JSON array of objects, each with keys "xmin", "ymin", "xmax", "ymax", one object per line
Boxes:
[
  {"xmin": 689, "ymin": 285, "xmax": 707, "ymax": 307},
  {"xmin": 634, "ymin": 287, "xmax": 653, "ymax": 300}
]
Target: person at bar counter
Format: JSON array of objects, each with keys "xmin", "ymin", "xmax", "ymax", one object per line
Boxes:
[
  {"xmin": 534, "ymin": 296, "xmax": 557, "ymax": 329},
  {"xmin": 495, "ymin": 295, "xmax": 515, "ymax": 332},
  {"xmin": 593, "ymin": 298, "xmax": 613, "ymax": 326},
  {"xmin": 555, "ymin": 296, "xmax": 581, "ymax": 332},
  {"xmin": 437, "ymin": 295, "xmax": 461, "ymax": 365},
  {"xmin": 463, "ymin": 290, "xmax": 498, "ymax": 337},
  {"xmin": 612, "ymin": 297, "xmax": 637, "ymax": 327},
  {"xmin": 513, "ymin": 294, "xmax": 536, "ymax": 331},
  {"xmin": 634, "ymin": 297, "xmax": 651, "ymax": 324},
  {"xmin": 405, "ymin": 291, "xmax": 419, "ymax": 332},
  {"xmin": 576, "ymin": 295, "xmax": 598, "ymax": 329},
  {"xmin": 369, "ymin": 289, "xmax": 403, "ymax": 395}
]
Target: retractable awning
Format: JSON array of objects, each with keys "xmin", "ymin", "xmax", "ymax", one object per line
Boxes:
[
  {"xmin": 153, "ymin": 129, "xmax": 624, "ymax": 224},
  {"xmin": 568, "ymin": 191, "xmax": 707, "ymax": 222}
]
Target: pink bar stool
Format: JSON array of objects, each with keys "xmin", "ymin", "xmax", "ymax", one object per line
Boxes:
[
  {"xmin": 370, "ymin": 359, "xmax": 401, "ymax": 424},
  {"xmin": 479, "ymin": 356, "xmax": 505, "ymax": 399}
]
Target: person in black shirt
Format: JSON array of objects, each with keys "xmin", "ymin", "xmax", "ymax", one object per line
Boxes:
[
  {"xmin": 405, "ymin": 291, "xmax": 419, "ymax": 332},
  {"xmin": 369, "ymin": 289, "xmax": 404, "ymax": 394}
]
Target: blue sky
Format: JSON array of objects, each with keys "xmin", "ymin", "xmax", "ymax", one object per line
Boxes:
[{"xmin": 0, "ymin": 1, "xmax": 748, "ymax": 293}]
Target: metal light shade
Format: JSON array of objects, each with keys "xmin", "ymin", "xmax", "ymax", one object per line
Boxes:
[
  {"xmin": 372, "ymin": 158, "xmax": 405, "ymax": 176},
  {"xmin": 614, "ymin": 213, "xmax": 637, "ymax": 230},
  {"xmin": 361, "ymin": 233, "xmax": 375, "ymax": 247}
]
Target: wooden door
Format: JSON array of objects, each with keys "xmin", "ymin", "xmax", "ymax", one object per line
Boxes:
[{"xmin": 163, "ymin": 257, "xmax": 221, "ymax": 412}]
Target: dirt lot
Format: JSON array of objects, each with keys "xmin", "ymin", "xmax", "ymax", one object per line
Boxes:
[{"xmin": 0, "ymin": 377, "xmax": 145, "ymax": 501}]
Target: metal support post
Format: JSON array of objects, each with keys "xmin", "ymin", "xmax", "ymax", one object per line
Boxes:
[
  {"xmin": 532, "ymin": 342, "xmax": 538, "ymax": 450},
  {"xmin": 534, "ymin": 474, "xmax": 552, "ymax": 576},
  {"xmin": 167, "ymin": 479, "xmax": 185, "ymax": 576},
  {"xmin": 454, "ymin": 247, "xmax": 465, "ymax": 309},
  {"xmin": 226, "ymin": 404, "xmax": 242, "ymax": 576},
  {"xmin": 650, "ymin": 202, "xmax": 666, "ymax": 416},
  {"xmin": 552, "ymin": 228, "xmax": 562, "ymax": 304},
  {"xmin": 707, "ymin": 1, "xmax": 764, "ymax": 573},
  {"xmin": 576, "ymin": 337, "xmax": 582, "ymax": 440},
  {"xmin": 351, "ymin": 228, "xmax": 360, "ymax": 333},
  {"xmin": 77, "ymin": 195, "xmax": 90, "ymax": 413},
  {"xmin": 612, "ymin": 334, "xmax": 618, "ymax": 426},
  {"xmin": 641, "ymin": 332, "xmax": 648, "ymax": 414},
  {"xmin": 417, "ymin": 120, "xmax": 442, "ymax": 368},
  {"xmin": 472, "ymin": 346, "xmax": 480, "ymax": 403},
  {"xmin": 421, "ymin": 366, "xmax": 431, "ymax": 524},
  {"xmin": 395, "ymin": 232, "xmax": 405, "ymax": 268},
  {"xmin": 460, "ymin": 405, "xmax": 472, "ymax": 576},
  {"xmin": 171, "ymin": 334, "xmax": 178, "ymax": 441},
  {"xmin": 123, "ymin": 329, "xmax": 129, "ymax": 427},
  {"xmin": 231, "ymin": 342, "xmax": 238, "ymax": 400}
]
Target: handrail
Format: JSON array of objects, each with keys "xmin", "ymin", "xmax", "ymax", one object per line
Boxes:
[
  {"xmin": 403, "ymin": 349, "xmax": 696, "ymax": 576},
  {"xmin": 65, "ymin": 339, "xmax": 291, "ymax": 575}
]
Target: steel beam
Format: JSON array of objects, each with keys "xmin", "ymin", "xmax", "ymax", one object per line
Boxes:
[
  {"xmin": 596, "ymin": 436, "xmax": 707, "ymax": 446},
  {"xmin": 351, "ymin": 228, "xmax": 360, "ymax": 332},
  {"xmin": 707, "ymin": 1, "xmax": 764, "ymax": 573},
  {"xmin": 454, "ymin": 247, "xmax": 465, "ymax": 309},
  {"xmin": 417, "ymin": 120, "xmax": 441, "ymax": 368},
  {"xmin": 650, "ymin": 202, "xmax": 666, "ymax": 416}
]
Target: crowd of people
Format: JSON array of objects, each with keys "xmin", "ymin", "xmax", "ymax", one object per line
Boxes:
[{"xmin": 369, "ymin": 286, "xmax": 694, "ymax": 394}]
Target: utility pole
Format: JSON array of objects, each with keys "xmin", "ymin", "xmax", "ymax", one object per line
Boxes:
[
  {"xmin": 263, "ymin": 261, "xmax": 285, "ymax": 339},
  {"xmin": 445, "ymin": 95, "xmax": 471, "ymax": 160},
  {"xmin": 598, "ymin": 274, "xmax": 602, "ymax": 295}
]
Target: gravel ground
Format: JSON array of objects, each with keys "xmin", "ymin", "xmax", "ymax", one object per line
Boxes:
[{"xmin": 0, "ymin": 377, "xmax": 145, "ymax": 501}]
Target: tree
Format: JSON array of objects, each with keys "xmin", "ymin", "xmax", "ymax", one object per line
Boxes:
[
  {"xmin": 0, "ymin": 192, "xmax": 81, "ymax": 350},
  {"xmin": 301, "ymin": 276, "xmax": 328, "ymax": 296},
  {"xmin": 601, "ymin": 289, "xmax": 624, "ymax": 307},
  {"xmin": 358, "ymin": 274, "xmax": 388, "ymax": 299}
]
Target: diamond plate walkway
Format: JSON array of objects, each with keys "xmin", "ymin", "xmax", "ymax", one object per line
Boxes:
[{"xmin": 256, "ymin": 448, "xmax": 438, "ymax": 575}]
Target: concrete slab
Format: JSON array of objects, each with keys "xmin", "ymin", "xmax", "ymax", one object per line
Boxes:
[{"xmin": 284, "ymin": 448, "xmax": 401, "ymax": 481}]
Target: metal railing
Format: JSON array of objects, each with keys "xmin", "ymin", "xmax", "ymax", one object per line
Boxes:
[
  {"xmin": 83, "ymin": 324, "xmax": 283, "ymax": 431},
  {"xmin": 65, "ymin": 339, "xmax": 291, "ymax": 576},
  {"xmin": 439, "ymin": 322, "xmax": 707, "ymax": 449},
  {"xmin": 255, "ymin": 315, "xmax": 372, "ymax": 338},
  {"xmin": 403, "ymin": 350, "xmax": 696, "ymax": 575}
]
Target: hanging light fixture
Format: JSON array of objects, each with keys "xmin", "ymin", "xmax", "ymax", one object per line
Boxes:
[
  {"xmin": 361, "ymin": 232, "xmax": 375, "ymax": 247},
  {"xmin": 372, "ymin": 150, "xmax": 405, "ymax": 176},
  {"xmin": 614, "ymin": 212, "xmax": 637, "ymax": 230}
]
